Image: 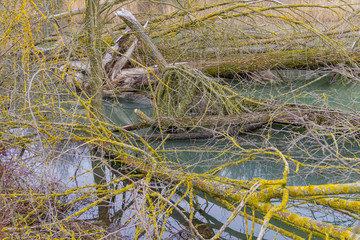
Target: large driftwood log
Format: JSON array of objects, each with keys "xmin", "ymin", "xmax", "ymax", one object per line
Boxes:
[
  {"xmin": 103, "ymin": 47, "xmax": 360, "ymax": 90},
  {"xmin": 63, "ymin": 48, "xmax": 360, "ymax": 89},
  {"xmin": 117, "ymin": 106, "xmax": 360, "ymax": 143}
]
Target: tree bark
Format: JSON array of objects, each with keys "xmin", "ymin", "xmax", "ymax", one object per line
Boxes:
[
  {"xmin": 195, "ymin": 49, "xmax": 359, "ymax": 77},
  {"xmin": 85, "ymin": 0, "xmax": 103, "ymax": 119},
  {"xmin": 85, "ymin": 0, "xmax": 109, "ymax": 224}
]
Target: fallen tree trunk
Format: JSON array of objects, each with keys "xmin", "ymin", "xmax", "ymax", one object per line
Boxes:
[
  {"xmin": 126, "ymin": 106, "xmax": 360, "ymax": 135},
  {"xmin": 195, "ymin": 48, "xmax": 360, "ymax": 77}
]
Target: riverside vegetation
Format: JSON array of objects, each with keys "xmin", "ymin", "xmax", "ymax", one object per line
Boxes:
[{"xmin": 1, "ymin": 0, "xmax": 360, "ymax": 239}]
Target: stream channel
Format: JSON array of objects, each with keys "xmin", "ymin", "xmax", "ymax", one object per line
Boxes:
[{"xmin": 41, "ymin": 70, "xmax": 360, "ymax": 239}]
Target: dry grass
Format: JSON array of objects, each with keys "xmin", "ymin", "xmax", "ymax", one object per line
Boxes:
[
  {"xmin": 60, "ymin": 0, "xmax": 360, "ymax": 21},
  {"xmin": 56, "ymin": 0, "xmax": 360, "ymax": 38}
]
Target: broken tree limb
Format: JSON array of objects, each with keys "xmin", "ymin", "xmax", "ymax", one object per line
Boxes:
[
  {"xmin": 129, "ymin": 108, "xmax": 271, "ymax": 133},
  {"xmin": 103, "ymin": 26, "xmax": 132, "ymax": 68},
  {"xmin": 134, "ymin": 108, "xmax": 155, "ymax": 124},
  {"xmin": 115, "ymin": 9, "xmax": 168, "ymax": 70},
  {"xmin": 103, "ymin": 22, "xmax": 147, "ymax": 82},
  {"xmin": 110, "ymin": 37, "xmax": 138, "ymax": 81}
]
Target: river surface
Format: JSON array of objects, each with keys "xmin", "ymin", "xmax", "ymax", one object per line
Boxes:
[{"xmin": 41, "ymin": 70, "xmax": 360, "ymax": 239}]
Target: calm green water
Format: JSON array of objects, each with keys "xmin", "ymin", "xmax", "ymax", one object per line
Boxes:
[{"xmin": 239, "ymin": 70, "xmax": 360, "ymax": 111}]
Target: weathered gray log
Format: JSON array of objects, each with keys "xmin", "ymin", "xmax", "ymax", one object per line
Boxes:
[{"xmin": 115, "ymin": 9, "xmax": 168, "ymax": 70}]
